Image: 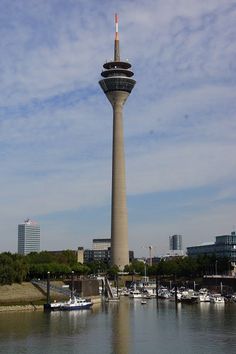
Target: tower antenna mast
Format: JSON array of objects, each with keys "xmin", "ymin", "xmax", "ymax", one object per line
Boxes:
[{"xmin": 114, "ymin": 13, "xmax": 120, "ymax": 61}]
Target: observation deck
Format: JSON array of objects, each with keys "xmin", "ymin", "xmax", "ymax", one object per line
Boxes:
[
  {"xmin": 99, "ymin": 60, "xmax": 136, "ymax": 94},
  {"xmin": 99, "ymin": 14, "xmax": 136, "ymax": 95}
]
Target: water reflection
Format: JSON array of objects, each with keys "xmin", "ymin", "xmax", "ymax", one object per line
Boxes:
[
  {"xmin": 1, "ymin": 300, "xmax": 236, "ymax": 354},
  {"xmin": 46, "ymin": 308, "xmax": 92, "ymax": 336},
  {"xmin": 108, "ymin": 300, "xmax": 131, "ymax": 354}
]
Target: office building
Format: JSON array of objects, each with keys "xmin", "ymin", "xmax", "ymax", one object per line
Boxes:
[
  {"xmin": 18, "ymin": 219, "xmax": 40, "ymax": 255},
  {"xmin": 93, "ymin": 238, "xmax": 111, "ymax": 251},
  {"xmin": 187, "ymin": 231, "xmax": 236, "ymax": 265},
  {"xmin": 169, "ymin": 234, "xmax": 183, "ymax": 255},
  {"xmin": 84, "ymin": 248, "xmax": 111, "ymax": 264},
  {"xmin": 99, "ymin": 15, "xmax": 136, "ymax": 269},
  {"xmin": 78, "ymin": 237, "xmax": 134, "ymax": 265}
]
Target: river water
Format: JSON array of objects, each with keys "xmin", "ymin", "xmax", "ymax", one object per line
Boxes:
[{"xmin": 0, "ymin": 298, "xmax": 236, "ymax": 354}]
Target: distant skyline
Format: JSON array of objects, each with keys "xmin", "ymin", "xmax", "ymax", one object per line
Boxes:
[{"xmin": 0, "ymin": 0, "xmax": 236, "ymax": 257}]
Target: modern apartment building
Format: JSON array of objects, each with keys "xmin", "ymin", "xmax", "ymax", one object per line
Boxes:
[{"xmin": 18, "ymin": 219, "xmax": 40, "ymax": 255}]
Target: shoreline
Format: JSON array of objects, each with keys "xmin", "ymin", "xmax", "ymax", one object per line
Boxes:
[
  {"xmin": 0, "ymin": 295, "xmax": 102, "ymax": 313},
  {"xmin": 0, "ymin": 304, "xmax": 44, "ymax": 313}
]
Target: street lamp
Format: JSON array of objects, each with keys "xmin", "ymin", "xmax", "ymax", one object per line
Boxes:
[
  {"xmin": 47, "ymin": 271, "xmax": 50, "ymax": 304},
  {"xmin": 71, "ymin": 270, "xmax": 74, "ymax": 297},
  {"xmin": 228, "ymin": 261, "xmax": 231, "ymax": 276},
  {"xmin": 215, "ymin": 260, "xmax": 218, "ymax": 276}
]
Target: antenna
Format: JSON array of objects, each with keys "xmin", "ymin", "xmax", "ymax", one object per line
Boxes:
[
  {"xmin": 114, "ymin": 13, "xmax": 120, "ymax": 61},
  {"xmin": 115, "ymin": 13, "xmax": 119, "ymax": 40}
]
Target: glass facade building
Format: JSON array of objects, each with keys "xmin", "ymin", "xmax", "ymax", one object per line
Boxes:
[
  {"xmin": 18, "ymin": 219, "xmax": 40, "ymax": 255},
  {"xmin": 83, "ymin": 248, "xmax": 134, "ymax": 265},
  {"xmin": 187, "ymin": 232, "xmax": 236, "ymax": 264},
  {"xmin": 84, "ymin": 249, "xmax": 110, "ymax": 264},
  {"xmin": 169, "ymin": 234, "xmax": 183, "ymax": 251}
]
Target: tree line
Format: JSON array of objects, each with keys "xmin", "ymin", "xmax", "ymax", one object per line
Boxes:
[
  {"xmin": 124, "ymin": 254, "xmax": 231, "ymax": 278},
  {"xmin": 0, "ymin": 251, "xmax": 89, "ymax": 285},
  {"xmin": 0, "ymin": 251, "xmax": 232, "ymax": 285}
]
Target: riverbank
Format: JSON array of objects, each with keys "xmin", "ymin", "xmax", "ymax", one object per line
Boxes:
[
  {"xmin": 0, "ymin": 296, "xmax": 101, "ymax": 312},
  {"xmin": 0, "ymin": 282, "xmax": 101, "ymax": 312},
  {"xmin": 0, "ymin": 282, "xmax": 45, "ymax": 305},
  {"xmin": 0, "ymin": 304, "xmax": 43, "ymax": 312}
]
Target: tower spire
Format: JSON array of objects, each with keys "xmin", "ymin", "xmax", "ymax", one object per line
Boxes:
[{"xmin": 114, "ymin": 13, "xmax": 120, "ymax": 61}]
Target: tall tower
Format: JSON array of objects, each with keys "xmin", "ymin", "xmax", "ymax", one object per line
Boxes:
[{"xmin": 99, "ymin": 15, "xmax": 136, "ymax": 269}]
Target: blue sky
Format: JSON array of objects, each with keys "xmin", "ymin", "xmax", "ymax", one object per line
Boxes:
[{"xmin": 0, "ymin": 0, "xmax": 236, "ymax": 257}]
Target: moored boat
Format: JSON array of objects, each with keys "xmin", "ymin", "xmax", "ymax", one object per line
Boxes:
[
  {"xmin": 158, "ymin": 287, "xmax": 171, "ymax": 299},
  {"xmin": 129, "ymin": 290, "xmax": 142, "ymax": 298},
  {"xmin": 210, "ymin": 294, "xmax": 225, "ymax": 304},
  {"xmin": 60, "ymin": 296, "xmax": 93, "ymax": 310},
  {"xmin": 44, "ymin": 300, "xmax": 65, "ymax": 311},
  {"xmin": 44, "ymin": 296, "xmax": 93, "ymax": 311},
  {"xmin": 198, "ymin": 288, "xmax": 211, "ymax": 302},
  {"xmin": 180, "ymin": 290, "xmax": 198, "ymax": 304},
  {"xmin": 199, "ymin": 293, "xmax": 211, "ymax": 302}
]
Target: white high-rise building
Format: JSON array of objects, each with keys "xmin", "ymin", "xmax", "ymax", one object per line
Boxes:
[{"xmin": 18, "ymin": 219, "xmax": 40, "ymax": 255}]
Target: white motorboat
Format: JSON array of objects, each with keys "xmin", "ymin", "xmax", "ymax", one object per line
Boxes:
[
  {"xmin": 129, "ymin": 290, "xmax": 142, "ymax": 298},
  {"xmin": 198, "ymin": 289, "xmax": 211, "ymax": 302},
  {"xmin": 199, "ymin": 294, "xmax": 211, "ymax": 302},
  {"xmin": 158, "ymin": 288, "xmax": 171, "ymax": 299},
  {"xmin": 231, "ymin": 294, "xmax": 236, "ymax": 302},
  {"xmin": 210, "ymin": 294, "xmax": 225, "ymax": 304},
  {"xmin": 180, "ymin": 290, "xmax": 198, "ymax": 304}
]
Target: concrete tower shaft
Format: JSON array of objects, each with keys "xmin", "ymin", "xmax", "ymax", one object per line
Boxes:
[{"xmin": 99, "ymin": 15, "xmax": 136, "ymax": 269}]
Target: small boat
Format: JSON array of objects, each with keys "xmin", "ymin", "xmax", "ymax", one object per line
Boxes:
[
  {"xmin": 180, "ymin": 290, "xmax": 198, "ymax": 304},
  {"xmin": 141, "ymin": 300, "xmax": 147, "ymax": 305},
  {"xmin": 198, "ymin": 289, "xmax": 210, "ymax": 302},
  {"xmin": 210, "ymin": 294, "xmax": 225, "ymax": 304},
  {"xmin": 158, "ymin": 289, "xmax": 171, "ymax": 299},
  {"xmin": 129, "ymin": 290, "xmax": 142, "ymax": 298},
  {"xmin": 60, "ymin": 296, "xmax": 93, "ymax": 311},
  {"xmin": 231, "ymin": 294, "xmax": 236, "ymax": 302},
  {"xmin": 199, "ymin": 294, "xmax": 211, "ymax": 302},
  {"xmin": 120, "ymin": 288, "xmax": 130, "ymax": 296}
]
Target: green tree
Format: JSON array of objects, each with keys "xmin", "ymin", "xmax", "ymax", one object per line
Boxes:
[{"xmin": 107, "ymin": 265, "xmax": 119, "ymax": 278}]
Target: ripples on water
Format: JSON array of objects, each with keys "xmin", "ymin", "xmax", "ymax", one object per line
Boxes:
[{"xmin": 0, "ymin": 299, "xmax": 236, "ymax": 354}]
